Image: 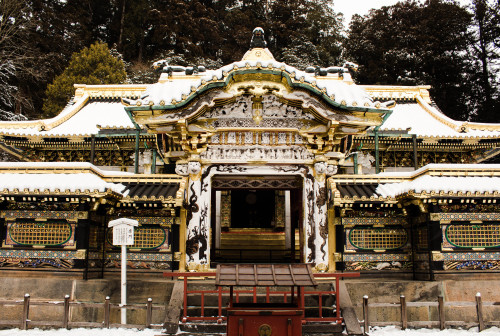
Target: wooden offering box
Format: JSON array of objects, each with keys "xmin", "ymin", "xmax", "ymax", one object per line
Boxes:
[{"xmin": 216, "ymin": 264, "xmax": 317, "ymax": 336}]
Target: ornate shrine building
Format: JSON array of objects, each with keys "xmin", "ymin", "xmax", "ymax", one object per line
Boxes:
[{"xmin": 0, "ymin": 29, "xmax": 499, "ymax": 280}]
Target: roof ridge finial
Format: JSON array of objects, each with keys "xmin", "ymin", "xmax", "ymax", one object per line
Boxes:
[{"xmin": 250, "ymin": 27, "xmax": 267, "ymax": 48}]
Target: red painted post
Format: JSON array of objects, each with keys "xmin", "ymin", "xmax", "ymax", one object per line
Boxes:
[
  {"xmin": 218, "ymin": 286, "xmax": 222, "ymax": 321},
  {"xmin": 336, "ymin": 276, "xmax": 341, "ymax": 319},
  {"xmin": 266, "ymin": 287, "xmax": 270, "ymax": 303},
  {"xmin": 183, "ymin": 276, "xmax": 188, "ymax": 321},
  {"xmin": 201, "ymin": 292, "xmax": 205, "ymax": 317},
  {"xmin": 318, "ymin": 293, "xmax": 323, "ymax": 318},
  {"xmin": 253, "ymin": 287, "xmax": 257, "ymax": 303}
]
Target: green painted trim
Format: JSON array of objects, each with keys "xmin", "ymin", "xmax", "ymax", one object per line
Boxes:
[
  {"xmin": 152, "ymin": 148, "xmax": 157, "ymax": 174},
  {"xmin": 134, "ymin": 129, "xmax": 140, "ymax": 174},
  {"xmin": 125, "ymin": 69, "xmax": 392, "ymax": 114},
  {"xmin": 9, "ymin": 222, "xmax": 73, "ymax": 246},
  {"xmin": 375, "ymin": 130, "xmax": 380, "ymax": 174},
  {"xmin": 445, "ymin": 224, "xmax": 500, "ymax": 248},
  {"xmin": 353, "ymin": 152, "xmax": 358, "ymax": 175}
]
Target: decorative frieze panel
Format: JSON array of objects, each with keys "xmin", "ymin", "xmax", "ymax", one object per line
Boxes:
[
  {"xmin": 342, "ymin": 217, "xmax": 408, "ymax": 227},
  {"xmin": 444, "ymin": 260, "xmax": 500, "ymax": 270},
  {"xmin": 343, "ymin": 253, "xmax": 412, "ymax": 271},
  {"xmin": 431, "ymin": 213, "xmax": 500, "ymax": 221},
  {"xmin": 201, "ymin": 145, "xmax": 314, "ymax": 162},
  {"xmin": 23, "ymin": 149, "xmax": 135, "ymax": 166},
  {"xmin": 209, "ymin": 131, "xmax": 303, "ymax": 146},
  {"xmin": 0, "ymin": 249, "xmax": 86, "ymax": 269},
  {"xmin": 212, "ymin": 177, "xmax": 301, "ymax": 189},
  {"xmin": 1, "ymin": 210, "xmax": 87, "ymax": 221},
  {"xmin": 102, "ymin": 252, "xmax": 172, "ymax": 270}
]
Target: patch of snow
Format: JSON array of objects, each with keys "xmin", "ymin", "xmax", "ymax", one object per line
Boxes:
[
  {"xmin": 1, "ymin": 326, "xmax": 500, "ymax": 336},
  {"xmin": 0, "ymin": 102, "xmax": 134, "ymax": 137},
  {"xmin": 380, "ymin": 103, "xmax": 500, "ymax": 138},
  {"xmin": 0, "ymin": 173, "xmax": 125, "ymax": 194},
  {"xmin": 376, "ymin": 175, "xmax": 500, "ymax": 198}
]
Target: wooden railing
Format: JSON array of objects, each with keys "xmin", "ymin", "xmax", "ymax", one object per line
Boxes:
[
  {"xmin": 164, "ymin": 271, "xmax": 360, "ymax": 325},
  {"xmin": 0, "ymin": 294, "xmax": 165, "ymax": 330},
  {"xmin": 361, "ymin": 292, "xmax": 500, "ymax": 334}
]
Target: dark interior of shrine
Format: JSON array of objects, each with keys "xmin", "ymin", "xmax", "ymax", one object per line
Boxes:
[{"xmin": 230, "ymin": 189, "xmax": 275, "ymax": 229}]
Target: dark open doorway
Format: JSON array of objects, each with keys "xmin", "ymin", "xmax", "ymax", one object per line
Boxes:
[
  {"xmin": 230, "ymin": 190, "xmax": 275, "ymax": 229},
  {"xmin": 210, "ymin": 175, "xmax": 303, "ymax": 266}
]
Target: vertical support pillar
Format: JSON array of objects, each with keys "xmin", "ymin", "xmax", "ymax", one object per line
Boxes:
[
  {"xmin": 353, "ymin": 152, "xmax": 358, "ymax": 175},
  {"xmin": 152, "ymin": 148, "xmax": 157, "ymax": 174},
  {"xmin": 327, "ymin": 207, "xmax": 336, "ymax": 271},
  {"xmin": 412, "ymin": 134, "xmax": 418, "ymax": 170},
  {"xmin": 215, "ymin": 191, "xmax": 221, "ymax": 249},
  {"xmin": 179, "ymin": 208, "xmax": 187, "ymax": 272},
  {"xmin": 285, "ymin": 190, "xmax": 291, "ymax": 250},
  {"xmin": 134, "ymin": 129, "xmax": 140, "ymax": 174},
  {"xmin": 375, "ymin": 131, "xmax": 380, "ymax": 174},
  {"xmin": 90, "ymin": 134, "xmax": 96, "ymax": 165}
]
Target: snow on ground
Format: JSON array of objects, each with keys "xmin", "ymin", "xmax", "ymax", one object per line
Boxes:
[
  {"xmin": 1, "ymin": 327, "xmax": 500, "ymax": 336},
  {"xmin": 370, "ymin": 326, "xmax": 500, "ymax": 335}
]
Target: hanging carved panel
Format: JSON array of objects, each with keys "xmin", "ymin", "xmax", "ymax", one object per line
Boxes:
[{"xmin": 212, "ymin": 177, "xmax": 301, "ymax": 189}]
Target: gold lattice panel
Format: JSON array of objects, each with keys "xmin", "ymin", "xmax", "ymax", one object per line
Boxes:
[
  {"xmin": 5, "ymin": 222, "xmax": 75, "ymax": 247},
  {"xmin": 347, "ymin": 227, "xmax": 408, "ymax": 250},
  {"xmin": 417, "ymin": 227, "xmax": 428, "ymax": 250},
  {"xmin": 444, "ymin": 224, "xmax": 500, "ymax": 248},
  {"xmin": 107, "ymin": 227, "xmax": 169, "ymax": 250}
]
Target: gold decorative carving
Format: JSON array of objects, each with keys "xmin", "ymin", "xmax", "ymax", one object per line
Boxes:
[
  {"xmin": 431, "ymin": 251, "xmax": 444, "ymax": 261},
  {"xmin": 258, "ymin": 324, "xmax": 272, "ymax": 336}
]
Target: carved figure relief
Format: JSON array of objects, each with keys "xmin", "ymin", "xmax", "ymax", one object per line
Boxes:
[{"xmin": 201, "ymin": 145, "xmax": 314, "ymax": 162}]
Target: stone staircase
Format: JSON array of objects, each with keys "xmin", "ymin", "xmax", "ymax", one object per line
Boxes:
[{"xmin": 215, "ymin": 228, "xmax": 291, "ymax": 263}]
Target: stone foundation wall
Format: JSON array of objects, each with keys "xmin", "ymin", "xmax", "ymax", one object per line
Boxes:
[
  {"xmin": 345, "ymin": 279, "xmax": 500, "ymax": 324},
  {"xmin": 0, "ymin": 277, "xmax": 174, "ymax": 326}
]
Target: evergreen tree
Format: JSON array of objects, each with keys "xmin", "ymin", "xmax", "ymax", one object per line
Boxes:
[
  {"xmin": 466, "ymin": 0, "xmax": 500, "ymax": 122},
  {"xmin": 345, "ymin": 0, "xmax": 473, "ymax": 120},
  {"xmin": 42, "ymin": 42, "xmax": 127, "ymax": 118}
]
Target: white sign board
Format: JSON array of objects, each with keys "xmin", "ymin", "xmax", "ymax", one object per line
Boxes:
[
  {"xmin": 113, "ymin": 225, "xmax": 135, "ymax": 245},
  {"xmin": 109, "ymin": 218, "xmax": 138, "ymax": 246}
]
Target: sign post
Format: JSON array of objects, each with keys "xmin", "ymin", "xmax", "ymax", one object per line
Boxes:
[{"xmin": 108, "ymin": 218, "xmax": 138, "ymax": 325}]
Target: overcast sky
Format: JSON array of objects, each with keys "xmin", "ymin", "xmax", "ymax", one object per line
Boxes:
[{"xmin": 335, "ymin": 0, "xmax": 472, "ymax": 24}]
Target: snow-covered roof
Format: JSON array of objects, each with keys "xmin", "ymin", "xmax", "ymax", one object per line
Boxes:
[
  {"xmin": 0, "ymin": 102, "xmax": 134, "ymax": 137},
  {"xmin": 334, "ymin": 164, "xmax": 500, "ymax": 201},
  {"xmin": 0, "ymin": 173, "xmax": 125, "ymax": 194},
  {"xmin": 379, "ymin": 98, "xmax": 500, "ymax": 139},
  {"xmin": 376, "ymin": 175, "xmax": 500, "ymax": 198},
  {"xmin": 126, "ymin": 57, "xmax": 392, "ymax": 113},
  {"xmin": 0, "ymin": 162, "xmax": 127, "ymax": 195}
]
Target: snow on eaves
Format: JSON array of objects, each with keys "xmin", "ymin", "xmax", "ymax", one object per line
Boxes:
[
  {"xmin": 0, "ymin": 162, "xmax": 128, "ymax": 194},
  {"xmin": 380, "ymin": 103, "xmax": 500, "ymax": 138},
  {"xmin": 0, "ymin": 173, "xmax": 125, "ymax": 194},
  {"xmin": 131, "ymin": 60, "xmax": 386, "ymax": 111},
  {"xmin": 376, "ymin": 175, "xmax": 500, "ymax": 198},
  {"xmin": 373, "ymin": 164, "xmax": 500, "ymax": 198},
  {"xmin": 0, "ymin": 102, "xmax": 134, "ymax": 137}
]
